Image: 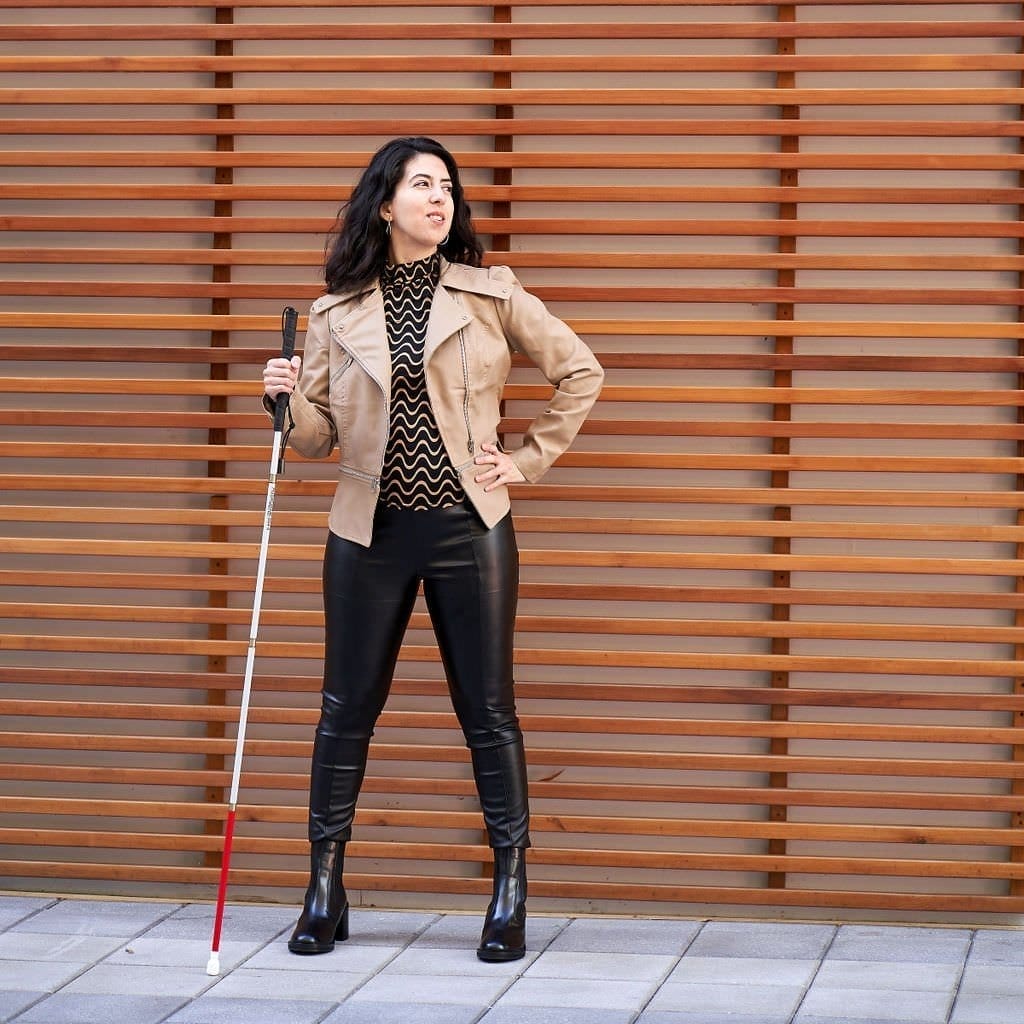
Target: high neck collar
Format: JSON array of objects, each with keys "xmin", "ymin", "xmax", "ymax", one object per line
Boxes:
[{"xmin": 382, "ymin": 251, "xmax": 441, "ymax": 291}]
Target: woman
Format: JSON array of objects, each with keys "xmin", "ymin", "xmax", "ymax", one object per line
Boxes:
[{"xmin": 263, "ymin": 137, "xmax": 603, "ymax": 962}]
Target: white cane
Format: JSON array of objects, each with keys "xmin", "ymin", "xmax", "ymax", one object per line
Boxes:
[{"xmin": 206, "ymin": 306, "xmax": 298, "ymax": 976}]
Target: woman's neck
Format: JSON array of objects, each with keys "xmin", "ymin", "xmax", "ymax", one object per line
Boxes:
[{"xmin": 387, "ymin": 243, "xmax": 438, "ymax": 266}]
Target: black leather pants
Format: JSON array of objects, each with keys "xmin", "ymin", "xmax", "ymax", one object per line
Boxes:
[{"xmin": 308, "ymin": 500, "xmax": 530, "ymax": 849}]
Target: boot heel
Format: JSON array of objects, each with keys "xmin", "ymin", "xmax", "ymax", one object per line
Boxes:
[{"xmin": 335, "ymin": 904, "xmax": 350, "ymax": 942}]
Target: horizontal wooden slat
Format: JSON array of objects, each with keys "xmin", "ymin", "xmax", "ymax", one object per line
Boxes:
[
  {"xmin": 5, "ymin": 575, "xmax": 1024, "ymax": 613},
  {"xmin": 9, "ymin": 476, "xmax": 1024, "ymax": 509},
  {"xmin": 5, "ymin": 826, "xmax": 1024, "ymax": 884},
  {"xmin": 3, "ymin": 22, "xmax": 1021, "ymax": 42},
  {"xmin": 6, "ymin": 771, "xmax": 1024, "ymax": 819},
  {"xmin": 6, "ymin": 215, "xmax": 1024, "ymax": 238},
  {"xmin": 7, "ymin": 54, "xmax": 1024, "ymax": 74},
  {"xmin": 12, "ymin": 379, "xmax": 1024, "ymax": 404},
  {"xmin": 3, "ymin": 828, "xmax": 1024, "ymax": 887},
  {"xmin": 3, "ymin": 117, "xmax": 1019, "ymax": 137},
  {"xmin": 7, "ymin": 248, "xmax": 1024, "ymax": 271},
  {"xmin": 8, "ymin": 346, "xmax": 1024, "ymax": 374},
  {"xmin": 5, "ymin": 727, "xmax": 1023, "ymax": 781},
  {"xmin": 2, "ymin": 0, "xmax": 1016, "ymax": 8},
  {"xmin": 4, "ymin": 634, "xmax": 1024, "ymax": 678},
  {"xmin": 2, "ymin": 315, "xmax": 1022, "ymax": 338},
  {"xmin": 9, "ymin": 184, "xmax": 1024, "ymax": 204},
  {"xmin": 6, "ymin": 796, "xmax": 1024, "ymax": 848},
  {"xmin": 1, "ymin": 0, "xmax": 1015, "ymax": 9},
  {"xmin": 7, "ymin": 507, "xmax": 1024, "ymax": 544},
  {"xmin": 7, "ymin": 151, "xmax": 1024, "ymax": 171},
  {"xmin": 8, "ymin": 87, "xmax": 1024, "ymax": 106},
  {"xmin": 4, "ymin": 699, "xmax": 1024, "ymax": 747},
  {"xmin": 10, "ymin": 282, "xmax": 1024, "ymax": 308},
  {"xmin": 7, "ymin": 535, "xmax": 1024, "ymax": 576},
  {"xmin": 23, "ymin": 440, "xmax": 1024, "ymax": 472},
  {"xmin": 6, "ymin": 412, "xmax": 1024, "ymax": 439},
  {"xmin": 11, "ymin": 600, "xmax": 1024, "ymax": 647},
  {"xmin": 5, "ymin": 672, "xmax": 1024, "ymax": 712},
  {"xmin": 1, "ymin": 857, "xmax": 1020, "ymax": 914},
  {"xmin": 11, "ymin": 441, "xmax": 1024, "ymax": 474}
]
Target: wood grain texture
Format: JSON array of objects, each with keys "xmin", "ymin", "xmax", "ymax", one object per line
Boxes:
[{"xmin": 3, "ymin": 0, "xmax": 1024, "ymax": 918}]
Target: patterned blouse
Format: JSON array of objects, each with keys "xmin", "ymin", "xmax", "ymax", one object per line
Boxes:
[{"xmin": 379, "ymin": 253, "xmax": 465, "ymax": 510}]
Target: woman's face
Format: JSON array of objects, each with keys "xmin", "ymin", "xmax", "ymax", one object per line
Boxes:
[{"xmin": 379, "ymin": 153, "xmax": 455, "ymax": 264}]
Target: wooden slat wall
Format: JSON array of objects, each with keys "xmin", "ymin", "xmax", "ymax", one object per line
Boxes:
[{"xmin": 2, "ymin": 0, "xmax": 1024, "ymax": 920}]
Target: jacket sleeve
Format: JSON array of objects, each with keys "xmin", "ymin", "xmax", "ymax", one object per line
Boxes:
[
  {"xmin": 262, "ymin": 304, "xmax": 337, "ymax": 460},
  {"xmin": 491, "ymin": 266, "xmax": 604, "ymax": 482}
]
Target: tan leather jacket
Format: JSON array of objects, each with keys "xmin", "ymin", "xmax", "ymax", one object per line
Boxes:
[{"xmin": 281, "ymin": 260, "xmax": 604, "ymax": 546}]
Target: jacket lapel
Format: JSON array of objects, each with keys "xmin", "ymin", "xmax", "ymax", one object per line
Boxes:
[
  {"xmin": 332, "ymin": 289, "xmax": 390, "ymax": 394},
  {"xmin": 424, "ymin": 282, "xmax": 471, "ymax": 367}
]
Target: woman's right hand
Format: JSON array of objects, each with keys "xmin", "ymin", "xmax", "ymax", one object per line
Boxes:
[{"xmin": 263, "ymin": 355, "xmax": 301, "ymax": 400}]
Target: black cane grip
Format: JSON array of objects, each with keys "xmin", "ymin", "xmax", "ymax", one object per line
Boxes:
[{"xmin": 274, "ymin": 306, "xmax": 299, "ymax": 432}]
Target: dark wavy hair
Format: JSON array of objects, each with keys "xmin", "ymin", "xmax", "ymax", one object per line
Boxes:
[{"xmin": 323, "ymin": 137, "xmax": 484, "ymax": 295}]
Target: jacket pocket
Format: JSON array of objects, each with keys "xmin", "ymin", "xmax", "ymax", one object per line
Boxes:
[
  {"xmin": 328, "ymin": 351, "xmax": 354, "ymax": 450},
  {"xmin": 330, "ymin": 351, "xmax": 354, "ymax": 389},
  {"xmin": 339, "ymin": 463, "xmax": 380, "ymax": 492}
]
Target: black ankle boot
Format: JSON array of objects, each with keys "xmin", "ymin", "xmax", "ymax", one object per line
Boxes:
[
  {"xmin": 477, "ymin": 846, "xmax": 527, "ymax": 962},
  {"xmin": 288, "ymin": 839, "xmax": 349, "ymax": 955}
]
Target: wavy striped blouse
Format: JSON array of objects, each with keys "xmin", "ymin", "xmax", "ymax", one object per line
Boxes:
[{"xmin": 379, "ymin": 253, "xmax": 465, "ymax": 511}]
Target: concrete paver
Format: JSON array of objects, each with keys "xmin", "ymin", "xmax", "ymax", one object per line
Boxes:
[
  {"xmin": 828, "ymin": 926, "xmax": 971, "ymax": 964},
  {"xmin": 7, "ymin": 901, "xmax": 177, "ymax": 939},
  {"xmin": 811, "ymin": 960, "xmax": 961, "ymax": 993},
  {"xmin": 645, "ymin": 979, "xmax": 805, "ymax": 1020},
  {"xmin": 59, "ymin": 963, "xmax": 214, "ymax": 999},
  {"xmin": 966, "ymin": 930, "xmax": 1024, "ymax": 966},
  {"xmin": 204, "ymin": 967, "xmax": 366, "ymax": 1003},
  {"xmin": 684, "ymin": 920, "xmax": 835, "ymax": 961},
  {"xmin": 494, "ymin": 975, "xmax": 659, "ymax": 1012},
  {"xmin": 0, "ymin": 996, "xmax": 38, "ymax": 1024},
  {"xmin": 665, "ymin": 955, "xmax": 818, "ymax": 987},
  {"xmin": 484, "ymin": 1007, "xmax": 635, "ymax": 1024},
  {"xmin": 380, "ymin": 945, "xmax": 537, "ymax": 977},
  {"xmin": 0, "ymin": 961, "xmax": 90, "ymax": 995},
  {"xmin": 522, "ymin": 951, "xmax": 677, "ymax": 983},
  {"xmin": 325, "ymin": 1001, "xmax": 483, "ymax": 1024},
  {"xmin": 11, "ymin": 992, "xmax": 186, "ymax": 1024},
  {"xmin": 413, "ymin": 911, "xmax": 566, "ymax": 951},
  {"xmin": 548, "ymin": 918, "xmax": 701, "ymax": 956},
  {"xmin": 957, "ymin": 963, "xmax": 1024, "ymax": 995},
  {"xmin": 794, "ymin": 985, "xmax": 953, "ymax": 1023},
  {"xmin": 0, "ymin": 894, "xmax": 1022, "ymax": 1024},
  {"xmin": 0, "ymin": 903, "xmax": 51, "ymax": 933},
  {"xmin": 351, "ymin": 970, "xmax": 512, "ymax": 1006},
  {"xmin": 245, "ymin": 939, "xmax": 401, "ymax": 975},
  {"xmin": 948, "ymin": 992, "xmax": 1024, "ymax": 1024},
  {"xmin": 0, "ymin": 935, "xmax": 123, "ymax": 966},
  {"xmin": 165, "ymin": 996, "xmax": 335, "ymax": 1024}
]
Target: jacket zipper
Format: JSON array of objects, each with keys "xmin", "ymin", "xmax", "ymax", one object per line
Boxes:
[
  {"xmin": 447, "ymin": 290, "xmax": 475, "ymax": 457},
  {"xmin": 339, "ymin": 464, "xmax": 381, "ymax": 489},
  {"xmin": 457, "ymin": 326, "xmax": 474, "ymax": 456}
]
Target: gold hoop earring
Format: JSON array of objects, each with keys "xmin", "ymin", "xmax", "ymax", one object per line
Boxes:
[{"xmin": 440, "ymin": 232, "xmax": 449, "ymax": 246}]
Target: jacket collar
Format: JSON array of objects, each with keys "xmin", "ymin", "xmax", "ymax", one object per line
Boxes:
[
  {"xmin": 311, "ymin": 258, "xmax": 512, "ymax": 312},
  {"xmin": 439, "ymin": 259, "xmax": 513, "ymax": 300},
  {"xmin": 313, "ymin": 258, "xmax": 513, "ymax": 381}
]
